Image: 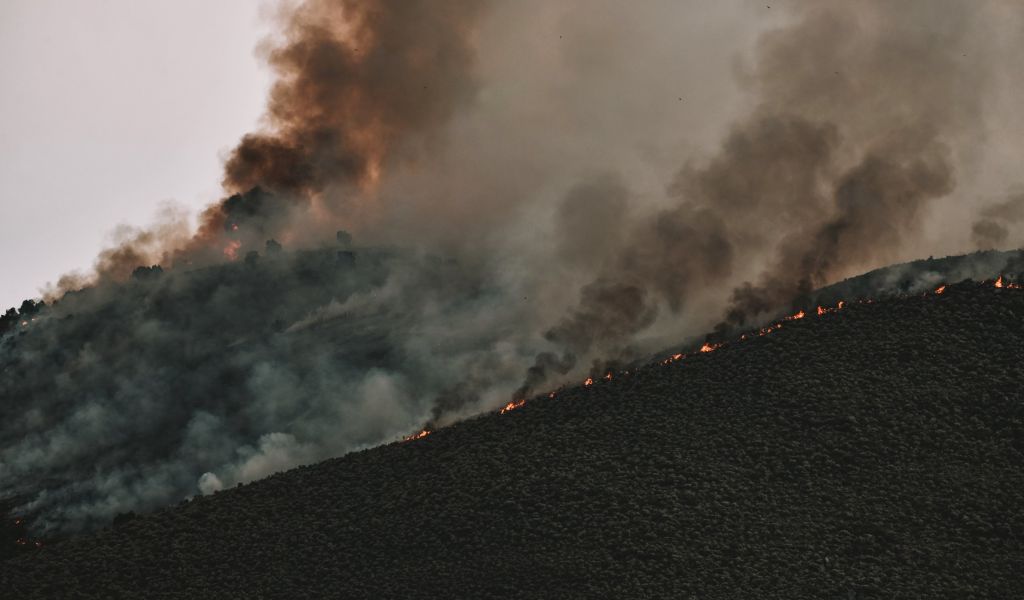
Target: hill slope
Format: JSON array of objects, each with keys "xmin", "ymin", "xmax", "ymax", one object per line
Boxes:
[{"xmin": 3, "ymin": 280, "xmax": 1024, "ymax": 598}]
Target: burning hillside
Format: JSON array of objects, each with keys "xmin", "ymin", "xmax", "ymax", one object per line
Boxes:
[
  {"xmin": 3, "ymin": 279, "xmax": 1022, "ymax": 598},
  {"xmin": 3, "ymin": 241, "xmax": 1021, "ymax": 538},
  {"xmin": 4, "ymin": 0, "xmax": 1024, "ymax": 554}
]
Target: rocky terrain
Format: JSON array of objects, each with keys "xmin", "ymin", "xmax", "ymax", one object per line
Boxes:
[{"xmin": 2, "ymin": 278, "xmax": 1022, "ymax": 598}]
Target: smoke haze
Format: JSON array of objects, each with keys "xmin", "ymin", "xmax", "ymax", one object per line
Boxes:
[{"xmin": 4, "ymin": 0, "xmax": 1024, "ymax": 533}]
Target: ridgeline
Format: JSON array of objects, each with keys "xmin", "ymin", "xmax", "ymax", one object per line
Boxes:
[{"xmin": 3, "ymin": 280, "xmax": 1023, "ymax": 598}]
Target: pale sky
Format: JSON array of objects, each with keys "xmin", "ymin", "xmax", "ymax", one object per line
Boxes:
[{"xmin": 0, "ymin": 1, "xmax": 272, "ymax": 309}]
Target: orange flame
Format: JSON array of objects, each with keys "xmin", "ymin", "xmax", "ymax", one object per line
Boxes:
[
  {"xmin": 935, "ymin": 285, "xmax": 946, "ymax": 294},
  {"xmin": 786, "ymin": 310, "xmax": 806, "ymax": 321},
  {"xmin": 700, "ymin": 342, "xmax": 721, "ymax": 353},
  {"xmin": 402, "ymin": 429, "xmax": 430, "ymax": 442},
  {"xmin": 584, "ymin": 377, "xmax": 594, "ymax": 386},
  {"xmin": 995, "ymin": 275, "xmax": 1004, "ymax": 288},
  {"xmin": 500, "ymin": 399, "xmax": 525, "ymax": 414}
]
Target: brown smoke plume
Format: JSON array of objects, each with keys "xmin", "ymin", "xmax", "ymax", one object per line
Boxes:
[
  {"xmin": 223, "ymin": 0, "xmax": 486, "ymax": 197},
  {"xmin": 78, "ymin": 0, "xmax": 491, "ymax": 279}
]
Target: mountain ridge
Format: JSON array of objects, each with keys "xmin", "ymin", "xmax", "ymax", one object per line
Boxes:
[{"xmin": 3, "ymin": 277, "xmax": 1022, "ymax": 598}]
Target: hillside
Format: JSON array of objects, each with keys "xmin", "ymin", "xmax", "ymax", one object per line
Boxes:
[{"xmin": 2, "ymin": 279, "xmax": 1022, "ymax": 598}]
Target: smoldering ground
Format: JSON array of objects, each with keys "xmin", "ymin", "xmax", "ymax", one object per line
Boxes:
[{"xmin": 4, "ymin": 1, "xmax": 1024, "ymax": 533}]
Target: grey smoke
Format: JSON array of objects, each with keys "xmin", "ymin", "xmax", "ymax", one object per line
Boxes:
[{"xmin": 972, "ymin": 192, "xmax": 1024, "ymax": 249}]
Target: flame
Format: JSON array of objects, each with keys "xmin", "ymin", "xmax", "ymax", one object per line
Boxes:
[
  {"xmin": 402, "ymin": 429, "xmax": 431, "ymax": 441},
  {"xmin": 661, "ymin": 352, "xmax": 685, "ymax": 365},
  {"xmin": 501, "ymin": 399, "xmax": 525, "ymax": 414},
  {"xmin": 407, "ymin": 277, "xmax": 1022, "ymax": 452},
  {"xmin": 223, "ymin": 240, "xmax": 242, "ymax": 261}
]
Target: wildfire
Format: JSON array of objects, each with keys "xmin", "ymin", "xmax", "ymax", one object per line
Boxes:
[
  {"xmin": 401, "ymin": 276, "xmax": 1022, "ymax": 448},
  {"xmin": 402, "ymin": 429, "xmax": 431, "ymax": 442},
  {"xmin": 223, "ymin": 240, "xmax": 242, "ymax": 261},
  {"xmin": 699, "ymin": 342, "xmax": 721, "ymax": 353},
  {"xmin": 661, "ymin": 352, "xmax": 685, "ymax": 365},
  {"xmin": 815, "ymin": 301, "xmax": 846, "ymax": 316}
]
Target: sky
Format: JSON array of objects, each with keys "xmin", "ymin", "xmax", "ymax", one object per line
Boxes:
[{"xmin": 0, "ymin": 0, "xmax": 272, "ymax": 309}]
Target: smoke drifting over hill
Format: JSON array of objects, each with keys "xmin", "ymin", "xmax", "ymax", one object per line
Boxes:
[{"xmin": 5, "ymin": 1, "xmax": 1024, "ymax": 532}]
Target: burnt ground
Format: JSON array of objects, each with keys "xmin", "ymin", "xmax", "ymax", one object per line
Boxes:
[{"xmin": 2, "ymin": 281, "xmax": 1023, "ymax": 599}]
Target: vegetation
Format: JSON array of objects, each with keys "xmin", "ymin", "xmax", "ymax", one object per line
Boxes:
[{"xmin": 2, "ymin": 280, "xmax": 1022, "ymax": 598}]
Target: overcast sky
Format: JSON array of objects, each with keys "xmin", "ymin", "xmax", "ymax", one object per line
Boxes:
[{"xmin": 0, "ymin": 1, "xmax": 272, "ymax": 309}]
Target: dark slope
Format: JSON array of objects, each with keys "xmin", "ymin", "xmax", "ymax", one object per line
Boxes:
[
  {"xmin": 2, "ymin": 245, "xmax": 1021, "ymax": 536},
  {"xmin": 4, "ymin": 282, "xmax": 1024, "ymax": 599}
]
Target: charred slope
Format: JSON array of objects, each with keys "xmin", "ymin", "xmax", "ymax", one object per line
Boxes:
[{"xmin": 4, "ymin": 282, "xmax": 1024, "ymax": 598}]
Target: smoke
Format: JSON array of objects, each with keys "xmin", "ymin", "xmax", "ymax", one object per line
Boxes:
[
  {"xmin": 972, "ymin": 192, "xmax": 1024, "ymax": 249},
  {"xmin": 6, "ymin": 1, "xmax": 1024, "ymax": 533},
  {"xmin": 535, "ymin": 0, "xmax": 1008, "ymax": 371},
  {"xmin": 222, "ymin": 0, "xmax": 486, "ymax": 195}
]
